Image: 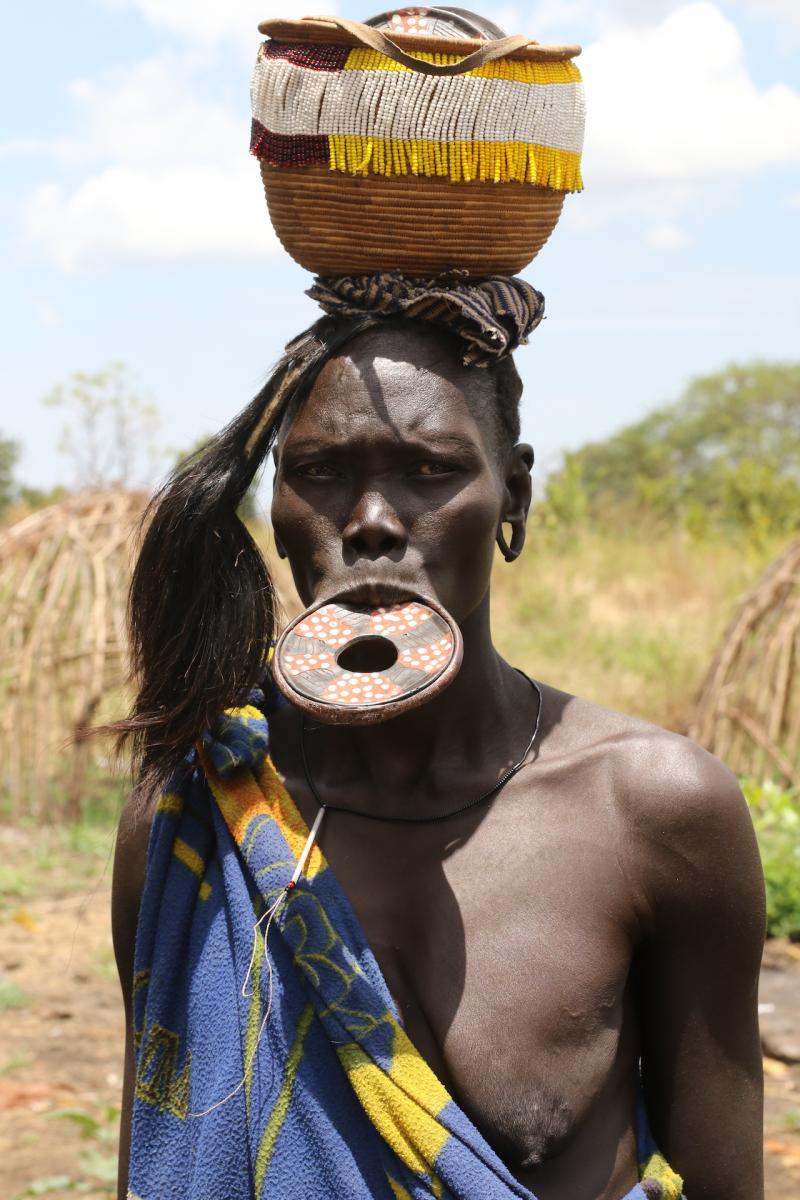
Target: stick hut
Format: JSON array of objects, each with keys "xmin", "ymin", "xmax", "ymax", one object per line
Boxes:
[
  {"xmin": 0, "ymin": 488, "xmax": 145, "ymax": 820},
  {"xmin": 689, "ymin": 536, "xmax": 800, "ymax": 786}
]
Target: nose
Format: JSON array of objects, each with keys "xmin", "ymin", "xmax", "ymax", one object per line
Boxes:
[{"xmin": 342, "ymin": 491, "xmax": 408, "ymax": 558}]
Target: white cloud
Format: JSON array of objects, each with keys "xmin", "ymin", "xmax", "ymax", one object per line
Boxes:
[
  {"xmin": 101, "ymin": 0, "xmax": 336, "ymax": 53},
  {"xmin": 645, "ymin": 223, "xmax": 692, "ymax": 249},
  {"xmin": 581, "ymin": 4, "xmax": 800, "ymax": 187},
  {"xmin": 22, "ymin": 4, "xmax": 346, "ymax": 270},
  {"xmin": 23, "ymin": 52, "xmax": 278, "ymax": 270},
  {"xmin": 526, "ymin": 0, "xmax": 800, "ymax": 39},
  {"xmin": 27, "ymin": 165, "xmax": 276, "ymax": 271},
  {"xmin": 60, "ymin": 55, "xmax": 245, "ymax": 169},
  {"xmin": 786, "ymin": 191, "xmax": 800, "ymax": 208}
]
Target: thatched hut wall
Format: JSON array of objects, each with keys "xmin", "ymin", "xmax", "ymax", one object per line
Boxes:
[
  {"xmin": 0, "ymin": 489, "xmax": 146, "ymax": 820},
  {"xmin": 689, "ymin": 536, "xmax": 800, "ymax": 786}
]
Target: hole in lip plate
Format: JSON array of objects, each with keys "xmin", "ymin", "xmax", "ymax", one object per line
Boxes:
[{"xmin": 336, "ymin": 635, "xmax": 399, "ymax": 674}]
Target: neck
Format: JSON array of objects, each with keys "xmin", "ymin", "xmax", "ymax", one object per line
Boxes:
[{"xmin": 300, "ymin": 592, "xmax": 537, "ymax": 820}]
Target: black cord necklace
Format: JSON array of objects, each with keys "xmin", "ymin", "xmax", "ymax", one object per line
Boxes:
[{"xmin": 299, "ymin": 670, "xmax": 543, "ymax": 825}]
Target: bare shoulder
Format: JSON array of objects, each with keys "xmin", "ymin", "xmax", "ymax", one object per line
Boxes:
[
  {"xmin": 537, "ymin": 682, "xmax": 765, "ymax": 931},
  {"xmin": 540, "ymin": 680, "xmax": 747, "ymax": 825}
]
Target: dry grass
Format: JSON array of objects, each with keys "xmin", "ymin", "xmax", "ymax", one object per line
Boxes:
[{"xmin": 490, "ymin": 527, "xmax": 786, "ymax": 731}]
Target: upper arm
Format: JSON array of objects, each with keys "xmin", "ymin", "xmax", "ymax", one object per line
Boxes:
[
  {"xmin": 111, "ymin": 797, "xmax": 153, "ymax": 1200},
  {"xmin": 632, "ymin": 741, "xmax": 765, "ymax": 1200}
]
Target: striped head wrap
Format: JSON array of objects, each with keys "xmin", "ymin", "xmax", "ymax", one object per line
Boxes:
[{"xmin": 306, "ymin": 272, "xmax": 544, "ymax": 367}]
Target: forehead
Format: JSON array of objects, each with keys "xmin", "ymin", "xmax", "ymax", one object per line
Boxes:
[{"xmin": 281, "ymin": 327, "xmax": 488, "ymax": 448}]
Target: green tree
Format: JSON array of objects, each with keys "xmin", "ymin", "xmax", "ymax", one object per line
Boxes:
[
  {"xmin": 0, "ymin": 433, "xmax": 20, "ymax": 517},
  {"xmin": 45, "ymin": 362, "xmax": 162, "ymax": 489},
  {"xmin": 17, "ymin": 484, "xmax": 69, "ymax": 510},
  {"xmin": 544, "ymin": 361, "xmax": 800, "ymax": 537}
]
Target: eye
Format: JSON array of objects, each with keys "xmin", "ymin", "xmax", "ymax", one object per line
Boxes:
[
  {"xmin": 411, "ymin": 461, "xmax": 458, "ymax": 477},
  {"xmin": 293, "ymin": 462, "xmax": 343, "ymax": 479}
]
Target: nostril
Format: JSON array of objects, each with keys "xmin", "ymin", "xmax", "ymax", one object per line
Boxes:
[
  {"xmin": 345, "ymin": 529, "xmax": 405, "ymax": 558},
  {"xmin": 336, "ymin": 636, "xmax": 399, "ymax": 673},
  {"xmin": 342, "ymin": 496, "xmax": 407, "ymax": 557}
]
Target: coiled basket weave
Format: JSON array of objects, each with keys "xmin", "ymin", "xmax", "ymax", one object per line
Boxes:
[{"xmin": 251, "ymin": 16, "xmax": 585, "ymax": 276}]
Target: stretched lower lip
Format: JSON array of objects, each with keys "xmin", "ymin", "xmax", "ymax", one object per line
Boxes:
[{"xmin": 327, "ymin": 584, "xmax": 422, "ymax": 608}]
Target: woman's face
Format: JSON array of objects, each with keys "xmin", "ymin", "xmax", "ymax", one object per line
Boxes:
[{"xmin": 271, "ymin": 326, "xmax": 530, "ymax": 622}]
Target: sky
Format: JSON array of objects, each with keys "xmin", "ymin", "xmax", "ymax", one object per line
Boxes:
[{"xmin": 1, "ymin": 0, "xmax": 799, "ymax": 491}]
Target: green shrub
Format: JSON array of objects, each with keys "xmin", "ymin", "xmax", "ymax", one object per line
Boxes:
[{"xmin": 743, "ymin": 781, "xmax": 800, "ymax": 940}]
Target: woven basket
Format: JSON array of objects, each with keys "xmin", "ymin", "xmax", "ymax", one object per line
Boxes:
[{"xmin": 252, "ymin": 16, "xmax": 584, "ymax": 277}]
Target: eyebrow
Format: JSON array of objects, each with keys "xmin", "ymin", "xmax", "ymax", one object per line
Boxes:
[{"xmin": 282, "ymin": 434, "xmax": 481, "ymax": 456}]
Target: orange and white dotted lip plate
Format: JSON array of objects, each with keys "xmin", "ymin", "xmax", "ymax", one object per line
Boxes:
[{"xmin": 275, "ymin": 598, "xmax": 459, "ymax": 711}]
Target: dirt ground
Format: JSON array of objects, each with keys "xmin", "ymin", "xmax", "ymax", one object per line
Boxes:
[{"xmin": 1, "ymin": 826, "xmax": 799, "ymax": 1200}]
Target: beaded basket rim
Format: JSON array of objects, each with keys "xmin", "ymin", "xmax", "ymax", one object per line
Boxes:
[{"xmin": 257, "ymin": 18, "xmax": 582, "ymax": 63}]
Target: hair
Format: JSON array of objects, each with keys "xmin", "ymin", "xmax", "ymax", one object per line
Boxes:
[{"xmin": 112, "ymin": 314, "xmax": 523, "ymax": 805}]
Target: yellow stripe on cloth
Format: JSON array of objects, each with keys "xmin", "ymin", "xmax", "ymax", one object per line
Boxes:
[
  {"xmin": 343, "ymin": 47, "xmax": 582, "ymax": 84},
  {"xmin": 336, "ymin": 1021, "xmax": 450, "ymax": 1193},
  {"xmin": 253, "ymin": 1002, "xmax": 316, "ymax": 1195},
  {"xmin": 200, "ymin": 748, "xmax": 326, "ymax": 881},
  {"xmin": 640, "ymin": 1152, "xmax": 684, "ymax": 1199},
  {"xmin": 157, "ymin": 792, "xmax": 184, "ymax": 817},
  {"xmin": 328, "ymin": 135, "xmax": 582, "ymax": 189},
  {"xmin": 387, "ymin": 1178, "xmax": 414, "ymax": 1200},
  {"xmin": 172, "ymin": 838, "xmax": 211, "ymax": 901}
]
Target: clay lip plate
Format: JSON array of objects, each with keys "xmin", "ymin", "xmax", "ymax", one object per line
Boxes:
[{"xmin": 272, "ymin": 594, "xmax": 465, "ymax": 722}]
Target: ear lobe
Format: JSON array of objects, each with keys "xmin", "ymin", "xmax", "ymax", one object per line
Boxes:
[
  {"xmin": 496, "ymin": 522, "xmax": 526, "ymax": 563},
  {"xmin": 515, "ymin": 442, "xmax": 535, "ymax": 472},
  {"xmin": 274, "ymin": 532, "xmax": 288, "ymax": 560},
  {"xmin": 498, "ymin": 443, "xmax": 533, "ymax": 563},
  {"xmin": 502, "ymin": 445, "xmax": 533, "ymax": 519}
]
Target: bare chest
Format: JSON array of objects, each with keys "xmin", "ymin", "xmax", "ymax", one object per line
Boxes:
[{"xmin": 312, "ymin": 791, "xmax": 640, "ymax": 1183}]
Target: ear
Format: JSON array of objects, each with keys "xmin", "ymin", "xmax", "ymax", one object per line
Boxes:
[{"xmin": 497, "ymin": 443, "xmax": 534, "ymax": 563}]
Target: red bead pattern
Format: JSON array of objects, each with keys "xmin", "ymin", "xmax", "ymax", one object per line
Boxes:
[
  {"xmin": 369, "ymin": 602, "xmax": 430, "ymax": 635},
  {"xmin": 260, "ymin": 41, "xmax": 351, "ymax": 72},
  {"xmin": 281, "ymin": 651, "xmax": 336, "ymax": 676},
  {"xmin": 250, "ymin": 121, "xmax": 329, "ymax": 165},
  {"xmin": 386, "ymin": 9, "xmax": 435, "ymax": 35},
  {"xmin": 321, "ymin": 672, "xmax": 402, "ymax": 705},
  {"xmin": 398, "ymin": 634, "xmax": 454, "ymax": 673},
  {"xmin": 294, "ymin": 605, "xmax": 356, "ymax": 649}
]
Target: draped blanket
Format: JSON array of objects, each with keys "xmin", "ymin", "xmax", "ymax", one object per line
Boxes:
[{"xmin": 128, "ymin": 699, "xmax": 685, "ymax": 1200}]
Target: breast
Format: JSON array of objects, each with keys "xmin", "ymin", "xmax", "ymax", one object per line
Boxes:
[
  {"xmin": 456, "ymin": 1073, "xmax": 575, "ymax": 1170},
  {"xmin": 369, "ymin": 887, "xmax": 637, "ymax": 1178},
  {"xmin": 313, "ymin": 780, "xmax": 642, "ymax": 1183}
]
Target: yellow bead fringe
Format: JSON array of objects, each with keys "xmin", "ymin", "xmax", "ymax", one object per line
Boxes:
[{"xmin": 327, "ymin": 136, "xmax": 583, "ymax": 190}]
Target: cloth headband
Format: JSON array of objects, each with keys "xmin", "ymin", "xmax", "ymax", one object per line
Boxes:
[{"xmin": 306, "ymin": 271, "xmax": 544, "ymax": 367}]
